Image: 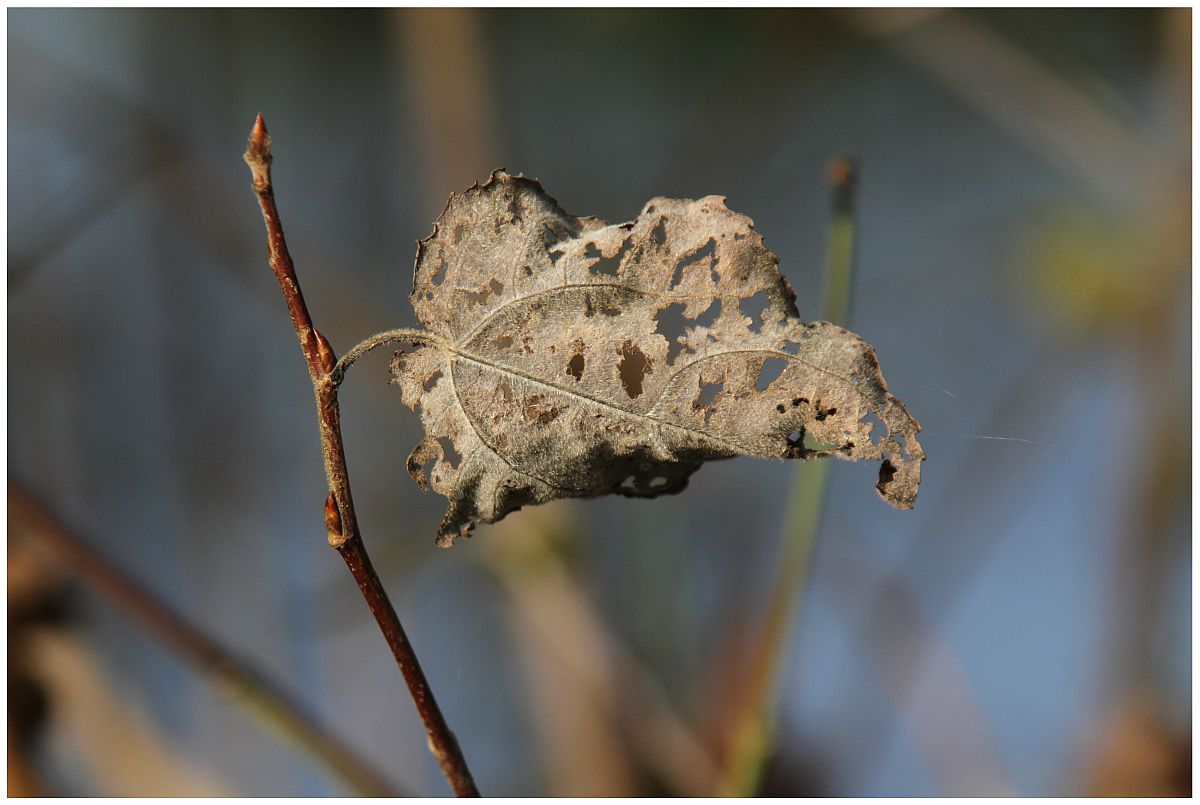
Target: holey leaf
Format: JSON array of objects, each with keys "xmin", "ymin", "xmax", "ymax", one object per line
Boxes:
[{"xmin": 391, "ymin": 171, "xmax": 924, "ymax": 546}]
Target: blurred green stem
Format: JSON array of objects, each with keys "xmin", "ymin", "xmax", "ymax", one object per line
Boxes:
[{"xmin": 721, "ymin": 158, "xmax": 858, "ymax": 795}]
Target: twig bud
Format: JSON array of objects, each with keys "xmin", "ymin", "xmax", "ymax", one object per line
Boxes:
[
  {"xmin": 244, "ymin": 113, "xmax": 273, "ymax": 192},
  {"xmin": 315, "ymin": 330, "xmax": 337, "ymax": 375},
  {"xmin": 324, "ymin": 492, "xmax": 343, "ymax": 544}
]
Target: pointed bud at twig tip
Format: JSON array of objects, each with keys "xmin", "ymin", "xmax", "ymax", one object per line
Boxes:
[
  {"xmin": 248, "ymin": 113, "xmax": 268, "ymax": 151},
  {"xmin": 324, "ymin": 492, "xmax": 343, "ymax": 540},
  {"xmin": 244, "ymin": 113, "xmax": 273, "ymax": 185},
  {"xmin": 315, "ymin": 330, "xmax": 337, "ymax": 375}
]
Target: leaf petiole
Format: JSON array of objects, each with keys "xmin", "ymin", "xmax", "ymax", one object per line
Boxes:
[{"xmin": 332, "ymin": 327, "xmax": 445, "ymax": 385}]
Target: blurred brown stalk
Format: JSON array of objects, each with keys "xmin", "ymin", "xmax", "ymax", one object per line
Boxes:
[{"xmin": 8, "ymin": 481, "xmax": 402, "ymax": 797}]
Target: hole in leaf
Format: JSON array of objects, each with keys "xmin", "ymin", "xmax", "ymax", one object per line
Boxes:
[
  {"xmin": 668, "ymin": 238, "xmax": 717, "ymax": 288},
  {"xmin": 804, "ymin": 432, "xmax": 837, "ymax": 451},
  {"xmin": 782, "ymin": 328, "xmax": 816, "ymax": 354},
  {"xmin": 696, "ymin": 381, "xmax": 720, "ymax": 412},
  {"xmin": 814, "ymin": 402, "xmax": 837, "ymax": 421},
  {"xmin": 461, "ymin": 278, "xmax": 504, "ymax": 306},
  {"xmin": 619, "ymin": 475, "xmax": 638, "ymax": 492},
  {"xmin": 756, "ymin": 357, "xmax": 788, "ymax": 392},
  {"xmin": 423, "ymin": 370, "xmax": 443, "ymax": 392},
  {"xmin": 786, "ymin": 428, "xmax": 805, "ymax": 447},
  {"xmin": 776, "ymin": 403, "xmax": 786, "ymax": 413},
  {"xmin": 584, "ymin": 240, "xmax": 625, "ymax": 277},
  {"xmin": 567, "ymin": 353, "xmax": 585, "ymax": 381},
  {"xmin": 650, "ymin": 218, "xmax": 667, "ymax": 246},
  {"xmin": 617, "ymin": 341, "xmax": 651, "ymax": 398},
  {"xmin": 649, "ymin": 476, "xmax": 668, "ymax": 488},
  {"xmin": 878, "ymin": 459, "xmax": 897, "ymax": 488},
  {"xmin": 740, "ymin": 291, "xmax": 770, "ymax": 333},
  {"xmin": 864, "ymin": 411, "xmax": 887, "ymax": 442},
  {"xmin": 420, "ymin": 453, "xmax": 438, "ymax": 481},
  {"xmin": 429, "ymin": 259, "xmax": 446, "ymax": 286},
  {"xmin": 693, "ymin": 299, "xmax": 721, "ymax": 330},
  {"xmin": 655, "ymin": 302, "xmax": 689, "ymax": 364},
  {"xmin": 691, "ymin": 237, "xmax": 717, "ymax": 262},
  {"xmin": 437, "ymin": 437, "xmax": 462, "ymax": 470}
]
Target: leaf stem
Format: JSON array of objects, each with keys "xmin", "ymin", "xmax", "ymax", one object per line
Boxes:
[
  {"xmin": 720, "ymin": 157, "xmax": 859, "ymax": 795},
  {"xmin": 243, "ymin": 114, "xmax": 479, "ymax": 797},
  {"xmin": 332, "ymin": 328, "xmax": 444, "ymax": 385}
]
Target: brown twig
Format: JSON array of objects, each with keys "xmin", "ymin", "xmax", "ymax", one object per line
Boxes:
[
  {"xmin": 243, "ymin": 114, "xmax": 479, "ymax": 797},
  {"xmin": 9, "ymin": 481, "xmax": 402, "ymax": 797}
]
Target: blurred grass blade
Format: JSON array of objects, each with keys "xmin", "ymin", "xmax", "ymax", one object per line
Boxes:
[
  {"xmin": 721, "ymin": 158, "xmax": 858, "ymax": 795},
  {"xmin": 820, "ymin": 158, "xmax": 858, "ymax": 329}
]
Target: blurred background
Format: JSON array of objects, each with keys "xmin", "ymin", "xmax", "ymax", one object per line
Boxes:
[{"xmin": 7, "ymin": 7, "xmax": 1191, "ymax": 797}]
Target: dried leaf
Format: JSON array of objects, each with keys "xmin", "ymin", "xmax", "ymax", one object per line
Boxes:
[{"xmin": 393, "ymin": 171, "xmax": 924, "ymax": 546}]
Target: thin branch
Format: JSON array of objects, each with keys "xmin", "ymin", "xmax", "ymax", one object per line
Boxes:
[
  {"xmin": 9, "ymin": 481, "xmax": 402, "ymax": 797},
  {"xmin": 243, "ymin": 114, "xmax": 479, "ymax": 797}
]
